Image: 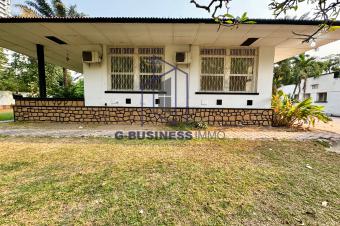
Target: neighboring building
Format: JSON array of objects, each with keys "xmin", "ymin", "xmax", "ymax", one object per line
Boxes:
[
  {"xmin": 0, "ymin": 0, "xmax": 10, "ymax": 17},
  {"xmin": 280, "ymin": 72, "xmax": 340, "ymax": 116},
  {"xmin": 0, "ymin": 91, "xmax": 29, "ymax": 110},
  {"xmin": 0, "ymin": 91, "xmax": 14, "ymax": 110},
  {"xmin": 0, "ymin": 17, "xmax": 340, "ymax": 125}
]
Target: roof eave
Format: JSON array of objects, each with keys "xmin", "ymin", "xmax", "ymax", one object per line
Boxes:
[{"xmin": 0, "ymin": 17, "xmax": 339, "ymax": 26}]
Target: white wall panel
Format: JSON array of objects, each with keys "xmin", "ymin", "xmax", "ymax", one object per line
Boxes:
[{"xmin": 84, "ymin": 45, "xmax": 275, "ymax": 109}]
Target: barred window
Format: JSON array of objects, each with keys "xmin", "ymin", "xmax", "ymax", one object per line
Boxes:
[
  {"xmin": 230, "ymin": 48, "xmax": 256, "ymax": 56},
  {"xmin": 230, "ymin": 58, "xmax": 255, "ymax": 91},
  {"xmin": 230, "ymin": 58, "xmax": 255, "ymax": 75},
  {"xmin": 109, "ymin": 47, "xmax": 164, "ymax": 91},
  {"xmin": 111, "ymin": 55, "xmax": 134, "ymax": 90},
  {"xmin": 200, "ymin": 48, "xmax": 226, "ymax": 56},
  {"xmin": 110, "ymin": 48, "xmax": 134, "ymax": 55},
  {"xmin": 200, "ymin": 48, "xmax": 257, "ymax": 92},
  {"xmin": 139, "ymin": 48, "xmax": 164, "ymax": 90},
  {"xmin": 138, "ymin": 47, "xmax": 164, "ymax": 55},
  {"xmin": 200, "ymin": 56, "xmax": 225, "ymax": 91}
]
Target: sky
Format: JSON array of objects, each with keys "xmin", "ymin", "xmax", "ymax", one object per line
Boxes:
[
  {"xmin": 11, "ymin": 0, "xmax": 275, "ymax": 18},
  {"xmin": 11, "ymin": 0, "xmax": 340, "ymax": 58}
]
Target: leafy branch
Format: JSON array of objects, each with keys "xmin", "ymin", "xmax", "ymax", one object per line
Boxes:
[
  {"xmin": 191, "ymin": 0, "xmax": 340, "ymax": 44},
  {"xmin": 269, "ymin": 0, "xmax": 340, "ymax": 44},
  {"xmin": 190, "ymin": 0, "xmax": 230, "ymax": 17},
  {"xmin": 190, "ymin": 0, "xmax": 255, "ymax": 29}
]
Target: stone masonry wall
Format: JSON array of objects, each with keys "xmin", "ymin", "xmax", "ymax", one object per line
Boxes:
[{"xmin": 14, "ymin": 99, "xmax": 273, "ymax": 126}]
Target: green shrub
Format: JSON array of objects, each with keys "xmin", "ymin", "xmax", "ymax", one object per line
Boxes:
[
  {"xmin": 168, "ymin": 120, "xmax": 208, "ymax": 130},
  {"xmin": 191, "ymin": 121, "xmax": 208, "ymax": 130},
  {"xmin": 272, "ymin": 90, "xmax": 331, "ymax": 127},
  {"xmin": 52, "ymin": 79, "xmax": 84, "ymax": 98}
]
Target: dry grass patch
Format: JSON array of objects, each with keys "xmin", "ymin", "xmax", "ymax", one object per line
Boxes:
[{"xmin": 0, "ymin": 137, "xmax": 339, "ymax": 225}]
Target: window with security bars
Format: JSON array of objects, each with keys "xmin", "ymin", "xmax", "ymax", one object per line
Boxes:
[
  {"xmin": 200, "ymin": 56, "xmax": 225, "ymax": 91},
  {"xmin": 200, "ymin": 48, "xmax": 257, "ymax": 92},
  {"xmin": 109, "ymin": 47, "xmax": 164, "ymax": 91},
  {"xmin": 139, "ymin": 48, "xmax": 164, "ymax": 90},
  {"xmin": 230, "ymin": 57, "xmax": 255, "ymax": 91},
  {"xmin": 111, "ymin": 55, "xmax": 134, "ymax": 90}
]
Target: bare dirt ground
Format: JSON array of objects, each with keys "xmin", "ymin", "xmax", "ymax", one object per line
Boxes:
[
  {"xmin": 0, "ymin": 118, "xmax": 339, "ymax": 141},
  {"xmin": 312, "ymin": 117, "xmax": 340, "ymax": 134}
]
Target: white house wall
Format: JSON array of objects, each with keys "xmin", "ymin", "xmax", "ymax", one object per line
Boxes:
[
  {"xmin": 84, "ymin": 45, "xmax": 275, "ymax": 109},
  {"xmin": 306, "ymin": 75, "xmax": 340, "ymax": 116},
  {"xmin": 280, "ymin": 73, "xmax": 340, "ymax": 116}
]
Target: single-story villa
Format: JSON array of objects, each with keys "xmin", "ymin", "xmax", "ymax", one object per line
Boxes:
[{"xmin": 0, "ymin": 17, "xmax": 340, "ymax": 125}]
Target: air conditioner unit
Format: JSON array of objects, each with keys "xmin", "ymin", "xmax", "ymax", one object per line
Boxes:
[
  {"xmin": 175, "ymin": 52, "xmax": 191, "ymax": 64},
  {"xmin": 82, "ymin": 51, "xmax": 101, "ymax": 63}
]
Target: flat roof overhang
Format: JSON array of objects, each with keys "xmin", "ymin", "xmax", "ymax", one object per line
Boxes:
[{"xmin": 1, "ymin": 17, "xmax": 340, "ymax": 72}]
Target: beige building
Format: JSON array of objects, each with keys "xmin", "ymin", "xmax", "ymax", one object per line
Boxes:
[{"xmin": 0, "ymin": 0, "xmax": 10, "ymax": 17}]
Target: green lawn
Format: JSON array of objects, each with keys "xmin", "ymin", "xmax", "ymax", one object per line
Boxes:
[
  {"xmin": 0, "ymin": 137, "xmax": 339, "ymax": 225},
  {"xmin": 0, "ymin": 110, "xmax": 14, "ymax": 121}
]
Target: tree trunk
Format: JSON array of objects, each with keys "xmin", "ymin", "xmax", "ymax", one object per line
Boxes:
[
  {"xmin": 272, "ymin": 82, "xmax": 277, "ymax": 95},
  {"xmin": 297, "ymin": 79, "xmax": 302, "ymax": 99},
  {"xmin": 63, "ymin": 67, "xmax": 68, "ymax": 88},
  {"xmin": 293, "ymin": 83, "xmax": 298, "ymax": 95},
  {"xmin": 303, "ymin": 76, "xmax": 307, "ymax": 96}
]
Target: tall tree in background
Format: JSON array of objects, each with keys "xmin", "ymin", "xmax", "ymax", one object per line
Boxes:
[
  {"xmin": 1, "ymin": 53, "xmax": 60, "ymax": 95},
  {"xmin": 0, "ymin": 48, "xmax": 6, "ymax": 76},
  {"xmin": 16, "ymin": 0, "xmax": 85, "ymax": 18},
  {"xmin": 273, "ymin": 59, "xmax": 293, "ymax": 94},
  {"xmin": 292, "ymin": 54, "xmax": 324, "ymax": 96},
  {"xmin": 16, "ymin": 0, "xmax": 85, "ymax": 88},
  {"xmin": 274, "ymin": 54, "xmax": 339, "ymax": 95},
  {"xmin": 322, "ymin": 54, "xmax": 340, "ymax": 73},
  {"xmin": 0, "ymin": 53, "xmax": 84, "ymax": 98}
]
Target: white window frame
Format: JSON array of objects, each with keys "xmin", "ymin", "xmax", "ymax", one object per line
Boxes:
[
  {"xmin": 199, "ymin": 47, "xmax": 258, "ymax": 93},
  {"xmin": 109, "ymin": 48, "xmax": 135, "ymax": 91},
  {"xmin": 138, "ymin": 48, "xmax": 165, "ymax": 91},
  {"xmin": 200, "ymin": 52, "xmax": 227, "ymax": 92},
  {"xmin": 108, "ymin": 47, "xmax": 165, "ymax": 91}
]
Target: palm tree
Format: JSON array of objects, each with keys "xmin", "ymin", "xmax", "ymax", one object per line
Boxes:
[
  {"xmin": 291, "ymin": 54, "xmax": 323, "ymax": 97},
  {"xmin": 273, "ymin": 58, "xmax": 293, "ymax": 94},
  {"xmin": 16, "ymin": 0, "xmax": 85, "ymax": 88}
]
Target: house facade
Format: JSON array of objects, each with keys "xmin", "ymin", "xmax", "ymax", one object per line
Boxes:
[
  {"xmin": 280, "ymin": 72, "xmax": 340, "ymax": 117},
  {"xmin": 1, "ymin": 17, "xmax": 340, "ymax": 125},
  {"xmin": 84, "ymin": 45, "xmax": 274, "ymax": 110}
]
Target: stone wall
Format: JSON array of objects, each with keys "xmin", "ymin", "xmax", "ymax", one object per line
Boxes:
[{"xmin": 14, "ymin": 98, "xmax": 273, "ymax": 126}]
